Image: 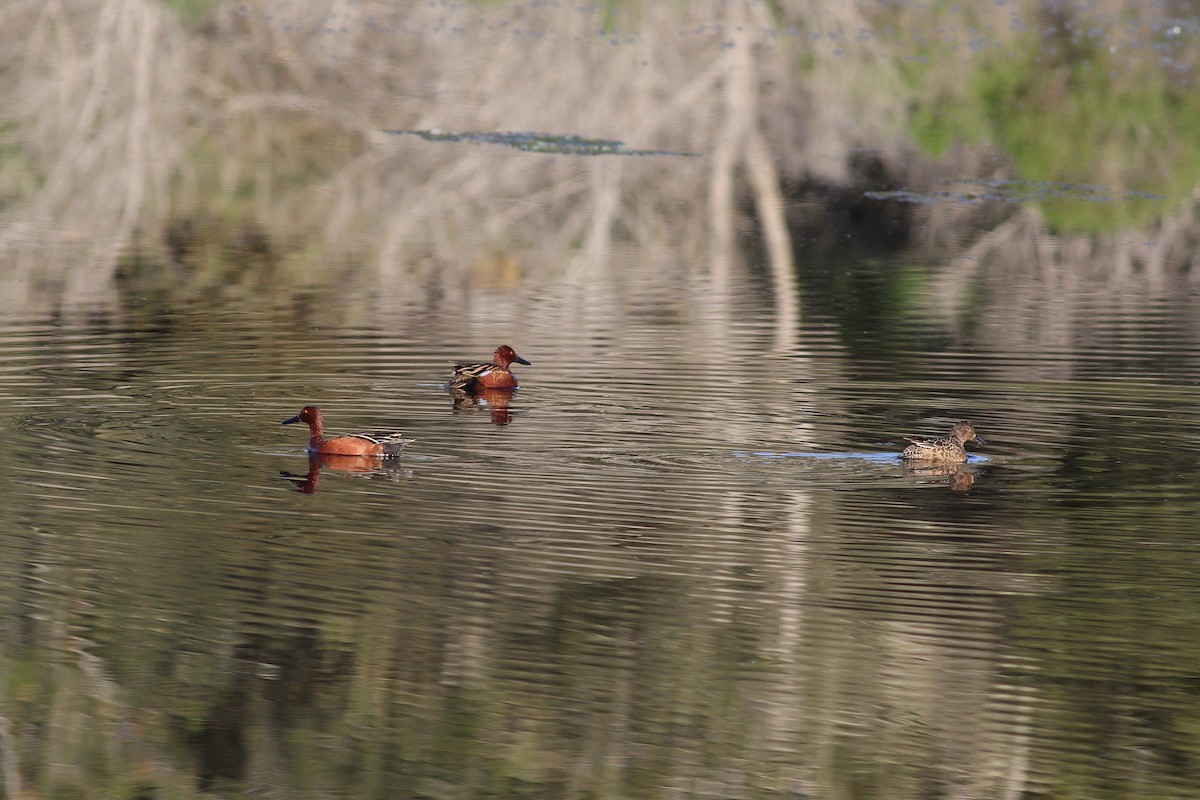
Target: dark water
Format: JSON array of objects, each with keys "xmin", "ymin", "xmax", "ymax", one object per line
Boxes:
[{"xmin": 2, "ymin": 254, "xmax": 1200, "ymax": 798}]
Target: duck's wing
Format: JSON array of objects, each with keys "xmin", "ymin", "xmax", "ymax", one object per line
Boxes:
[
  {"xmin": 447, "ymin": 361, "xmax": 497, "ymax": 389},
  {"xmin": 353, "ymin": 431, "xmax": 413, "ymax": 446},
  {"xmin": 902, "ymin": 435, "xmax": 949, "ymax": 451},
  {"xmin": 349, "ymin": 431, "xmax": 414, "ymax": 457}
]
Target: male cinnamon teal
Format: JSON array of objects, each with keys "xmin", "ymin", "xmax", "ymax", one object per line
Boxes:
[
  {"xmin": 282, "ymin": 406, "xmax": 413, "ymax": 457},
  {"xmin": 899, "ymin": 421, "xmax": 986, "ymax": 463},
  {"xmin": 447, "ymin": 345, "xmax": 531, "ymax": 391}
]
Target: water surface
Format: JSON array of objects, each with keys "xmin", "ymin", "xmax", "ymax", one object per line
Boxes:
[{"xmin": 2, "ymin": 260, "xmax": 1199, "ymax": 798}]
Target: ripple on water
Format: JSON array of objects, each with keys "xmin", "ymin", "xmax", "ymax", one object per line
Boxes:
[{"xmin": 1, "ymin": 277, "xmax": 1200, "ymax": 798}]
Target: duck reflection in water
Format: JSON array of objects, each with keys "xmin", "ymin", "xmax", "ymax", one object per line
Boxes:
[
  {"xmin": 281, "ymin": 453, "xmax": 412, "ymax": 494},
  {"xmin": 280, "ymin": 406, "xmax": 413, "ymax": 493},
  {"xmin": 903, "ymin": 461, "xmax": 978, "ymax": 493},
  {"xmin": 448, "ymin": 386, "xmax": 515, "ymax": 426},
  {"xmin": 899, "ymin": 421, "xmax": 987, "ymax": 493}
]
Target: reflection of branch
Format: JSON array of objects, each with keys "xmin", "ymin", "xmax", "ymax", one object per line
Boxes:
[
  {"xmin": 0, "ymin": 715, "xmax": 20, "ymax": 800},
  {"xmin": 746, "ymin": 131, "xmax": 799, "ymax": 350},
  {"xmin": 711, "ymin": 1, "xmax": 798, "ymax": 349},
  {"xmin": 568, "ymin": 160, "xmax": 621, "ymax": 281},
  {"xmin": 935, "ymin": 211, "xmax": 1039, "ymax": 311}
]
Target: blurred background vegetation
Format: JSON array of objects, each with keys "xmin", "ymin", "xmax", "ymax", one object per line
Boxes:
[{"xmin": 0, "ymin": 0, "xmax": 1196, "ymax": 316}]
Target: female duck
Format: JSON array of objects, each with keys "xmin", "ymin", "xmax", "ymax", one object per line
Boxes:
[
  {"xmin": 900, "ymin": 421, "xmax": 986, "ymax": 463},
  {"xmin": 447, "ymin": 345, "xmax": 531, "ymax": 391},
  {"xmin": 282, "ymin": 406, "xmax": 412, "ymax": 457}
]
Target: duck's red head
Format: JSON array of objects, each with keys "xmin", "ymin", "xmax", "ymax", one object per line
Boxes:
[
  {"xmin": 494, "ymin": 345, "xmax": 531, "ymax": 368},
  {"xmin": 282, "ymin": 405, "xmax": 324, "ymax": 432}
]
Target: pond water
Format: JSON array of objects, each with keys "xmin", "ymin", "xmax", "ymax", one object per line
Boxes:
[
  {"xmin": 4, "ymin": 0, "xmax": 1200, "ymax": 797},
  {"xmin": 3, "ymin": 245, "xmax": 1200, "ymax": 798}
]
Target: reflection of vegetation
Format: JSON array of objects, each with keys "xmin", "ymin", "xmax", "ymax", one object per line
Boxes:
[
  {"xmin": 156, "ymin": 0, "xmax": 217, "ymax": 26},
  {"xmin": 1012, "ymin": 418, "xmax": 1200, "ymax": 797},
  {"xmin": 976, "ymin": 52, "xmax": 1197, "ymax": 231},
  {"xmin": 4, "ymin": 0, "xmax": 1197, "ymax": 311},
  {"xmin": 907, "ymin": 6, "xmax": 1199, "ymax": 232},
  {"xmin": 0, "ymin": 527, "xmax": 1023, "ymax": 798},
  {"xmin": 796, "ymin": 252, "xmax": 949, "ymax": 367}
]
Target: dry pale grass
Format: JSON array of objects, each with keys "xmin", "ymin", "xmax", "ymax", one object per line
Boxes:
[
  {"xmin": 0, "ymin": 0, "xmax": 915, "ymax": 313},
  {"xmin": 197, "ymin": 1, "xmax": 888, "ymax": 298},
  {"xmin": 0, "ymin": 0, "xmax": 190, "ymax": 310},
  {"xmin": 0, "ymin": 0, "xmax": 1195, "ymax": 315}
]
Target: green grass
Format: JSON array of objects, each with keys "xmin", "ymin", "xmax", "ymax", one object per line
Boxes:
[
  {"xmin": 906, "ymin": 27, "xmax": 1200, "ymax": 232},
  {"xmin": 156, "ymin": 0, "xmax": 218, "ymax": 26}
]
